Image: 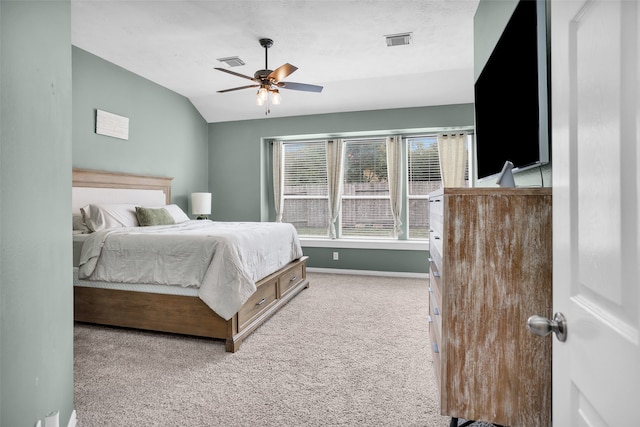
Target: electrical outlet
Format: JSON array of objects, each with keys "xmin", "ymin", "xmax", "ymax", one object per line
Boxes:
[{"xmin": 333, "ymin": 251, "xmax": 339, "ymax": 261}]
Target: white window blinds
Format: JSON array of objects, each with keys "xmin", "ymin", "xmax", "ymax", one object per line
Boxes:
[
  {"xmin": 282, "ymin": 141, "xmax": 330, "ymax": 237},
  {"xmin": 407, "ymin": 136, "xmax": 441, "ymax": 239},
  {"xmin": 341, "ymin": 138, "xmax": 394, "ymax": 238}
]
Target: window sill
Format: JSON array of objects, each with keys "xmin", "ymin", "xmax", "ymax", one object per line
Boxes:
[{"xmin": 300, "ymin": 237, "xmax": 428, "ymax": 251}]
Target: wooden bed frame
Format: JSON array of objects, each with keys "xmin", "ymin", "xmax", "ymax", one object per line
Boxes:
[{"xmin": 72, "ymin": 168, "xmax": 309, "ymax": 352}]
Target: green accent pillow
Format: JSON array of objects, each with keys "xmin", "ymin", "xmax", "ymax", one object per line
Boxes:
[{"xmin": 135, "ymin": 207, "xmax": 175, "ymax": 227}]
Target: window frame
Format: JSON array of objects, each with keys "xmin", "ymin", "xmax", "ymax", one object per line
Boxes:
[
  {"xmin": 281, "ymin": 140, "xmax": 330, "ymax": 238},
  {"xmin": 340, "ymin": 137, "xmax": 395, "ymax": 239},
  {"xmin": 274, "ymin": 129, "xmax": 473, "ymax": 244},
  {"xmin": 405, "ymin": 135, "xmax": 442, "ymax": 240}
]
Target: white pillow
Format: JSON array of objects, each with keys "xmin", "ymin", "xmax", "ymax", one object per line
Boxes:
[
  {"xmin": 72, "ymin": 214, "xmax": 91, "ymax": 234},
  {"xmin": 83, "ymin": 204, "xmax": 139, "ymax": 231},
  {"xmin": 148, "ymin": 204, "xmax": 190, "ymax": 223}
]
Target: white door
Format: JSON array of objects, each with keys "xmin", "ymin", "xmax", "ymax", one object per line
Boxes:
[{"xmin": 551, "ymin": 0, "xmax": 640, "ymax": 425}]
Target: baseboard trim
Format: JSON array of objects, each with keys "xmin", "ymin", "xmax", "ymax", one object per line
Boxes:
[
  {"xmin": 306, "ymin": 267, "xmax": 428, "ymax": 279},
  {"xmin": 68, "ymin": 410, "xmax": 77, "ymax": 427}
]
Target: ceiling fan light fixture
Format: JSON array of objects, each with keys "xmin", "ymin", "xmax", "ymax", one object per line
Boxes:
[
  {"xmin": 270, "ymin": 89, "xmax": 281, "ymax": 105},
  {"xmin": 217, "ymin": 56, "xmax": 245, "ymax": 67},
  {"xmin": 256, "ymin": 87, "xmax": 268, "ymax": 105},
  {"xmin": 384, "ymin": 32, "xmax": 412, "ymax": 47}
]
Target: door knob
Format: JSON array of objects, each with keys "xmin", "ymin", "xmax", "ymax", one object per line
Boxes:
[{"xmin": 527, "ymin": 312, "xmax": 567, "ymax": 342}]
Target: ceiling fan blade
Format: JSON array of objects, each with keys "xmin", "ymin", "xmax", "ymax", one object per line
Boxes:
[
  {"xmin": 217, "ymin": 84, "xmax": 260, "ymax": 93},
  {"xmin": 278, "ymin": 81, "xmax": 323, "ymax": 93},
  {"xmin": 214, "ymin": 67, "xmax": 258, "ymax": 82},
  {"xmin": 268, "ymin": 63, "xmax": 298, "ymax": 82}
]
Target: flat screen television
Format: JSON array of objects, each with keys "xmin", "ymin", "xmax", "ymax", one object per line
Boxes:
[{"xmin": 474, "ymin": 0, "xmax": 550, "ymax": 181}]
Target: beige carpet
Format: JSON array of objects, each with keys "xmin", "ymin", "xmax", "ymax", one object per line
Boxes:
[{"xmin": 74, "ymin": 272, "xmax": 488, "ymax": 427}]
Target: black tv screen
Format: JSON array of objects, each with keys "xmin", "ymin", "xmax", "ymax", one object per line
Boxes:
[{"xmin": 474, "ymin": 0, "xmax": 550, "ymax": 180}]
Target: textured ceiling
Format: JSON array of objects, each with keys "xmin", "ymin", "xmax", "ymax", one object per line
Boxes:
[{"xmin": 71, "ymin": 0, "xmax": 479, "ymax": 123}]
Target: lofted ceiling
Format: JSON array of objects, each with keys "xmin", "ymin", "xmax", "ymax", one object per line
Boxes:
[{"xmin": 71, "ymin": 0, "xmax": 479, "ymax": 123}]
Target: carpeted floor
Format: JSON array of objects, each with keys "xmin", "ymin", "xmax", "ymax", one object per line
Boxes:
[{"xmin": 74, "ymin": 272, "xmax": 491, "ymax": 427}]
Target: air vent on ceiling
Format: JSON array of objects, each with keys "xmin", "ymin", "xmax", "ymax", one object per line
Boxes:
[
  {"xmin": 384, "ymin": 32, "xmax": 412, "ymax": 47},
  {"xmin": 217, "ymin": 56, "xmax": 245, "ymax": 67}
]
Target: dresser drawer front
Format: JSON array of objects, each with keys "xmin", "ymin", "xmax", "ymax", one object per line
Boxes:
[
  {"xmin": 428, "ymin": 317, "xmax": 442, "ymax": 391},
  {"xmin": 429, "ymin": 229, "xmax": 444, "ymax": 263},
  {"xmin": 429, "ymin": 240, "xmax": 443, "ymax": 274},
  {"xmin": 429, "ymin": 193, "xmax": 444, "ymax": 218},
  {"xmin": 279, "ymin": 263, "xmax": 304, "ymax": 297},
  {"xmin": 238, "ymin": 277, "xmax": 278, "ymax": 330},
  {"xmin": 429, "ymin": 208, "xmax": 443, "ymax": 236},
  {"xmin": 429, "ymin": 285, "xmax": 442, "ymax": 342}
]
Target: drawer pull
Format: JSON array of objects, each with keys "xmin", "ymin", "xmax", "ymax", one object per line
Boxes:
[
  {"xmin": 432, "ymin": 343, "xmax": 439, "ymax": 353},
  {"xmin": 289, "ymin": 275, "xmax": 297, "ymax": 282},
  {"xmin": 434, "ymin": 236, "xmax": 440, "ymax": 240},
  {"xmin": 256, "ymin": 298, "xmax": 267, "ymax": 306},
  {"xmin": 433, "ymin": 306, "xmax": 440, "ymax": 316}
]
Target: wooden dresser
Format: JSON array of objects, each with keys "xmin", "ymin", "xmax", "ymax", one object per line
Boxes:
[{"xmin": 428, "ymin": 187, "xmax": 552, "ymax": 427}]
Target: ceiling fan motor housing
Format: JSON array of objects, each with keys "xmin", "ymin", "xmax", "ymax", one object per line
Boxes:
[
  {"xmin": 259, "ymin": 38, "xmax": 274, "ymax": 49},
  {"xmin": 254, "ymin": 70, "xmax": 273, "ymax": 80}
]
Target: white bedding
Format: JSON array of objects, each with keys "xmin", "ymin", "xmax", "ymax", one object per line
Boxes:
[{"xmin": 78, "ymin": 220, "xmax": 303, "ymax": 320}]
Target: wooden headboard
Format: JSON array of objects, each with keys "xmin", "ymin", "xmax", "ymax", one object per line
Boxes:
[{"xmin": 72, "ymin": 168, "xmax": 173, "ymax": 213}]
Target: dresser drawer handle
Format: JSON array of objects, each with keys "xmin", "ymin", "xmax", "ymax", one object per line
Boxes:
[
  {"xmin": 434, "ymin": 236, "xmax": 440, "ymax": 240},
  {"xmin": 289, "ymin": 275, "xmax": 297, "ymax": 282},
  {"xmin": 256, "ymin": 298, "xmax": 266, "ymax": 306}
]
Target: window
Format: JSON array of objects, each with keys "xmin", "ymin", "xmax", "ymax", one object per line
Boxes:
[
  {"xmin": 406, "ymin": 136, "xmax": 441, "ymax": 239},
  {"xmin": 276, "ymin": 131, "xmax": 471, "ymax": 241},
  {"xmin": 281, "ymin": 141, "xmax": 329, "ymax": 237},
  {"xmin": 341, "ymin": 138, "xmax": 394, "ymax": 238}
]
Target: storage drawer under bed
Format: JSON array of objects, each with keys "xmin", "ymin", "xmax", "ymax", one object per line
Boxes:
[
  {"xmin": 237, "ymin": 276, "xmax": 278, "ymax": 331},
  {"xmin": 279, "ymin": 262, "xmax": 305, "ymax": 297}
]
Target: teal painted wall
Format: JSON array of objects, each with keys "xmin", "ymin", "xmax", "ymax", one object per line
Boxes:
[
  {"xmin": 208, "ymin": 104, "xmax": 474, "ymax": 273},
  {"xmin": 304, "ymin": 247, "xmax": 428, "ymax": 274},
  {"xmin": 473, "ymin": 0, "xmax": 519, "ymax": 82},
  {"xmin": 1, "ymin": 1, "xmax": 74, "ymax": 425},
  {"xmin": 209, "ymin": 104, "xmax": 474, "ymax": 221},
  {"xmin": 72, "ymin": 47, "xmax": 209, "ymax": 213}
]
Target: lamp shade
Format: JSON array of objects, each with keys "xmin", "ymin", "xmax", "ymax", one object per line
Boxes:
[{"xmin": 191, "ymin": 192, "xmax": 212, "ymax": 216}]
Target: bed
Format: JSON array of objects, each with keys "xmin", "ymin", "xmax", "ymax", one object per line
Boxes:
[{"xmin": 72, "ymin": 168, "xmax": 309, "ymax": 352}]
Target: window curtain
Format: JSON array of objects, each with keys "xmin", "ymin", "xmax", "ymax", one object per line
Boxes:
[
  {"xmin": 272, "ymin": 140, "xmax": 284, "ymax": 222},
  {"xmin": 386, "ymin": 136, "xmax": 403, "ymax": 237},
  {"xmin": 437, "ymin": 132, "xmax": 468, "ymax": 187},
  {"xmin": 327, "ymin": 139, "xmax": 345, "ymax": 238}
]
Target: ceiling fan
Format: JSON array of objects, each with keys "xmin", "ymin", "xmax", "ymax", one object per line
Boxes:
[{"xmin": 214, "ymin": 38, "xmax": 323, "ymax": 112}]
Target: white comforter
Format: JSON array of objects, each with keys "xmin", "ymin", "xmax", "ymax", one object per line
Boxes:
[{"xmin": 78, "ymin": 220, "xmax": 303, "ymax": 320}]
